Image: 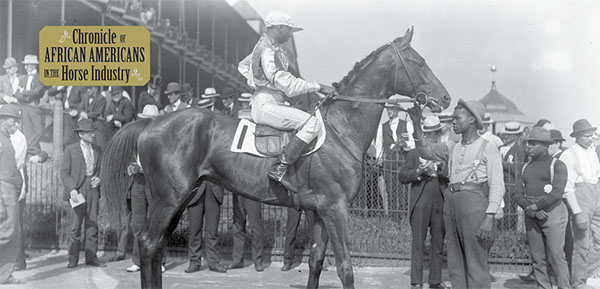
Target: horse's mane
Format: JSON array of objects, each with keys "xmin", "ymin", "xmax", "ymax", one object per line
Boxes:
[{"xmin": 333, "ymin": 36, "xmax": 403, "ymax": 90}]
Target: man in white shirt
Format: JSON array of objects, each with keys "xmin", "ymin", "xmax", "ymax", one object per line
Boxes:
[{"xmin": 559, "ymin": 119, "xmax": 600, "ymax": 289}]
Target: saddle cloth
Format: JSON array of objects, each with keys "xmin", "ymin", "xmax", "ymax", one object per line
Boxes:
[{"xmin": 230, "ymin": 110, "xmax": 326, "ymax": 158}]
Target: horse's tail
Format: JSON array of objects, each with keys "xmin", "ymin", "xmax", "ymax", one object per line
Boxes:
[{"xmin": 100, "ymin": 118, "xmax": 152, "ymax": 227}]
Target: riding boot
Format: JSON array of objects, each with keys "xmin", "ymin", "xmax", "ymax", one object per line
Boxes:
[{"xmin": 267, "ymin": 136, "xmax": 309, "ymax": 192}]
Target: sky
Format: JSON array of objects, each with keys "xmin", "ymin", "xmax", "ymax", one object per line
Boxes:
[{"xmin": 229, "ymin": 0, "xmax": 600, "ymax": 137}]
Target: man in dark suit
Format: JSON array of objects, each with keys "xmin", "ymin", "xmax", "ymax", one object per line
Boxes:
[
  {"xmin": 137, "ymin": 75, "xmax": 163, "ymax": 113},
  {"xmin": 184, "ymin": 183, "xmax": 227, "ymax": 273},
  {"xmin": 218, "ymin": 87, "xmax": 240, "ymax": 117},
  {"xmin": 14, "ymin": 55, "xmax": 46, "ymax": 105},
  {"xmin": 161, "ymin": 83, "xmax": 189, "ymax": 114},
  {"xmin": 399, "ymin": 116, "xmax": 448, "ymax": 289},
  {"xmin": 75, "ymin": 86, "xmax": 106, "ymax": 121},
  {"xmin": 104, "ymin": 86, "xmax": 134, "ymax": 128},
  {"xmin": 60, "ymin": 119, "xmax": 105, "ymax": 268}
]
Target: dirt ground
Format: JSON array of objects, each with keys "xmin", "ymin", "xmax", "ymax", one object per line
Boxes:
[{"xmin": 4, "ymin": 250, "xmax": 600, "ymax": 289}]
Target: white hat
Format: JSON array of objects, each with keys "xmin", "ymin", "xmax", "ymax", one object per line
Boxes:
[
  {"xmin": 201, "ymin": 87, "xmax": 220, "ymax": 98},
  {"xmin": 137, "ymin": 104, "xmax": 159, "ymax": 119},
  {"xmin": 502, "ymin": 121, "xmax": 523, "ymax": 134},
  {"xmin": 264, "ymin": 11, "xmax": 303, "ymax": 32},
  {"xmin": 198, "ymin": 98, "xmax": 212, "ymax": 109},
  {"xmin": 22, "ymin": 55, "xmax": 39, "ymax": 65},
  {"xmin": 422, "ymin": 116, "xmax": 442, "ymax": 132},
  {"xmin": 482, "ymin": 112, "xmax": 494, "ymax": 124},
  {"xmin": 238, "ymin": 92, "xmax": 252, "ymax": 102}
]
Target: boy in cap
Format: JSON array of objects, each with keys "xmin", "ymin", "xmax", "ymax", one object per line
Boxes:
[
  {"xmin": 398, "ymin": 116, "xmax": 449, "ymax": 289},
  {"xmin": 408, "ymin": 99, "xmax": 505, "ymax": 289},
  {"xmin": 514, "ymin": 127, "xmax": 570, "ymax": 289},
  {"xmin": 61, "ymin": 119, "xmax": 104, "ymax": 268},
  {"xmin": 559, "ymin": 119, "xmax": 600, "ymax": 288},
  {"xmin": 238, "ymin": 11, "xmax": 336, "ymax": 192},
  {"xmin": 0, "ymin": 104, "xmax": 24, "ymax": 284}
]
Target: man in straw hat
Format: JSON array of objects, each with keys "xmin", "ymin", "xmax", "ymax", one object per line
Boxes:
[
  {"xmin": 238, "ymin": 11, "xmax": 336, "ymax": 192},
  {"xmin": 514, "ymin": 127, "xmax": 571, "ymax": 289},
  {"xmin": 14, "ymin": 55, "xmax": 46, "ymax": 105},
  {"xmin": 0, "ymin": 57, "xmax": 22, "ymax": 104},
  {"xmin": 236, "ymin": 92, "xmax": 252, "ymax": 120},
  {"xmin": 0, "ymin": 104, "xmax": 24, "ymax": 284},
  {"xmin": 196, "ymin": 87, "xmax": 220, "ymax": 111},
  {"xmin": 104, "ymin": 86, "xmax": 134, "ymax": 128},
  {"xmin": 398, "ymin": 116, "xmax": 449, "ymax": 289},
  {"xmin": 408, "ymin": 99, "xmax": 505, "ymax": 289},
  {"xmin": 61, "ymin": 119, "xmax": 104, "ymax": 269},
  {"xmin": 559, "ymin": 119, "xmax": 600, "ymax": 288}
]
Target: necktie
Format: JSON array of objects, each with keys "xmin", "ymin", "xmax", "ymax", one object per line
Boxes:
[{"xmin": 83, "ymin": 145, "xmax": 94, "ymax": 175}]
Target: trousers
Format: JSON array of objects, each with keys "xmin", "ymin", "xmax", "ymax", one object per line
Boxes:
[
  {"xmin": 231, "ymin": 194, "xmax": 264, "ymax": 264},
  {"xmin": 410, "ymin": 195, "xmax": 445, "ymax": 285},
  {"xmin": 571, "ymin": 182, "xmax": 600, "ymax": 287},
  {"xmin": 68, "ymin": 178, "xmax": 99, "ymax": 264},
  {"xmin": 444, "ymin": 187, "xmax": 494, "ymax": 289},
  {"xmin": 0, "ymin": 181, "xmax": 19, "ymax": 282},
  {"xmin": 187, "ymin": 184, "xmax": 222, "ymax": 266}
]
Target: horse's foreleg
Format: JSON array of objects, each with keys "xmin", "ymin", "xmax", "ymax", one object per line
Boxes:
[
  {"xmin": 321, "ymin": 203, "xmax": 355, "ymax": 289},
  {"xmin": 307, "ymin": 212, "xmax": 329, "ymax": 289}
]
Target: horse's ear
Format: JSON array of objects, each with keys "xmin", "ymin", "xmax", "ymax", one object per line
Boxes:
[{"xmin": 406, "ymin": 26, "xmax": 414, "ymax": 43}]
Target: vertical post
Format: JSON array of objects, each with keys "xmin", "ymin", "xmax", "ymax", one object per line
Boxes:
[
  {"xmin": 158, "ymin": 0, "xmax": 162, "ymax": 19},
  {"xmin": 210, "ymin": 5, "xmax": 215, "ymax": 86},
  {"xmin": 7, "ymin": 0, "xmax": 12, "ymax": 57},
  {"xmin": 52, "ymin": 91, "xmax": 64, "ymax": 163},
  {"xmin": 60, "ymin": 0, "xmax": 66, "ymax": 26}
]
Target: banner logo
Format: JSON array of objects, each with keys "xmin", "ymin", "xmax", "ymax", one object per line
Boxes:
[{"xmin": 39, "ymin": 26, "xmax": 150, "ymax": 86}]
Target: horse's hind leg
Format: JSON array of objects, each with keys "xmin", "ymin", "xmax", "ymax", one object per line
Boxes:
[
  {"xmin": 321, "ymin": 202, "xmax": 355, "ymax": 289},
  {"xmin": 307, "ymin": 212, "xmax": 329, "ymax": 289}
]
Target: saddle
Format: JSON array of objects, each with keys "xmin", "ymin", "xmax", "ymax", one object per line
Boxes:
[{"xmin": 230, "ymin": 110, "xmax": 326, "ymax": 157}]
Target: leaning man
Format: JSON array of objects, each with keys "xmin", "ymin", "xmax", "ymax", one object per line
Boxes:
[
  {"xmin": 0, "ymin": 104, "xmax": 23, "ymax": 284},
  {"xmin": 407, "ymin": 99, "xmax": 505, "ymax": 289},
  {"xmin": 514, "ymin": 127, "xmax": 570, "ymax": 289}
]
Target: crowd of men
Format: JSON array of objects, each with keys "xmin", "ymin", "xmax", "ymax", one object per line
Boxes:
[{"xmin": 0, "ymin": 54, "xmax": 311, "ymax": 284}]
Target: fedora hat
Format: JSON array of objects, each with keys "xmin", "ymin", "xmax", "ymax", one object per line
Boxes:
[
  {"xmin": 110, "ymin": 86, "xmax": 123, "ymax": 95},
  {"xmin": 0, "ymin": 104, "xmax": 21, "ymax": 119},
  {"xmin": 502, "ymin": 121, "xmax": 523, "ymax": 135},
  {"xmin": 422, "ymin": 116, "xmax": 442, "ymax": 132},
  {"xmin": 74, "ymin": 119, "xmax": 96, "ymax": 132},
  {"xmin": 181, "ymin": 83, "xmax": 192, "ymax": 93},
  {"xmin": 238, "ymin": 92, "xmax": 252, "ymax": 102},
  {"xmin": 197, "ymin": 98, "xmax": 212, "ymax": 108},
  {"xmin": 525, "ymin": 127, "xmax": 554, "ymax": 144},
  {"xmin": 137, "ymin": 104, "xmax": 159, "ymax": 119},
  {"xmin": 550, "ymin": 129, "xmax": 565, "ymax": 143},
  {"xmin": 264, "ymin": 11, "xmax": 303, "ymax": 32},
  {"xmin": 3, "ymin": 57, "xmax": 18, "ymax": 69},
  {"xmin": 220, "ymin": 87, "xmax": 236, "ymax": 99},
  {"xmin": 201, "ymin": 87, "xmax": 220, "ymax": 98},
  {"xmin": 164, "ymin": 82, "xmax": 181, "ymax": 94},
  {"xmin": 456, "ymin": 99, "xmax": 485, "ymax": 129},
  {"xmin": 570, "ymin": 119, "xmax": 597, "ymax": 137},
  {"xmin": 22, "ymin": 55, "xmax": 39, "ymax": 65}
]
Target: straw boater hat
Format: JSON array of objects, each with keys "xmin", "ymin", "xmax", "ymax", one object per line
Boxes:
[
  {"xmin": 438, "ymin": 113, "xmax": 453, "ymax": 124},
  {"xmin": 570, "ymin": 119, "xmax": 597, "ymax": 137},
  {"xmin": 238, "ymin": 93, "xmax": 252, "ymax": 102},
  {"xmin": 264, "ymin": 11, "xmax": 303, "ymax": 33},
  {"xmin": 198, "ymin": 98, "xmax": 212, "ymax": 109},
  {"xmin": 22, "ymin": 55, "xmax": 39, "ymax": 65},
  {"xmin": 137, "ymin": 104, "xmax": 159, "ymax": 119},
  {"xmin": 2, "ymin": 57, "xmax": 18, "ymax": 69},
  {"xmin": 74, "ymin": 119, "xmax": 96, "ymax": 132},
  {"xmin": 201, "ymin": 87, "xmax": 220, "ymax": 98},
  {"xmin": 0, "ymin": 104, "xmax": 21, "ymax": 119},
  {"xmin": 422, "ymin": 116, "xmax": 442, "ymax": 133},
  {"xmin": 164, "ymin": 82, "xmax": 181, "ymax": 94},
  {"xmin": 482, "ymin": 113, "xmax": 494, "ymax": 124},
  {"xmin": 550, "ymin": 129, "xmax": 565, "ymax": 143},
  {"xmin": 502, "ymin": 121, "xmax": 523, "ymax": 135},
  {"xmin": 525, "ymin": 127, "xmax": 554, "ymax": 144},
  {"xmin": 456, "ymin": 99, "xmax": 485, "ymax": 129}
]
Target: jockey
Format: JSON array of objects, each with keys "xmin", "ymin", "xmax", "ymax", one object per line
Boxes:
[{"xmin": 238, "ymin": 11, "xmax": 336, "ymax": 191}]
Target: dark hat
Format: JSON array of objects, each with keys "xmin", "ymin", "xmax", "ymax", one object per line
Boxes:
[
  {"xmin": 181, "ymin": 83, "xmax": 192, "ymax": 93},
  {"xmin": 164, "ymin": 82, "xmax": 181, "ymax": 94},
  {"xmin": 0, "ymin": 104, "xmax": 21, "ymax": 119},
  {"xmin": 438, "ymin": 113, "xmax": 453, "ymax": 123},
  {"xmin": 220, "ymin": 87, "xmax": 236, "ymax": 99},
  {"xmin": 456, "ymin": 99, "xmax": 485, "ymax": 129},
  {"xmin": 2, "ymin": 57, "xmax": 18, "ymax": 69},
  {"xmin": 74, "ymin": 119, "xmax": 96, "ymax": 132},
  {"xmin": 525, "ymin": 127, "xmax": 554, "ymax": 144},
  {"xmin": 110, "ymin": 86, "xmax": 123, "ymax": 95},
  {"xmin": 534, "ymin": 119, "xmax": 552, "ymax": 128},
  {"xmin": 550, "ymin": 129, "xmax": 565, "ymax": 142},
  {"xmin": 570, "ymin": 119, "xmax": 597, "ymax": 137}
]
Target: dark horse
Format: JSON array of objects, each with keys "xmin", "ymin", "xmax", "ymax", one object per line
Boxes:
[{"xmin": 101, "ymin": 28, "xmax": 450, "ymax": 289}]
